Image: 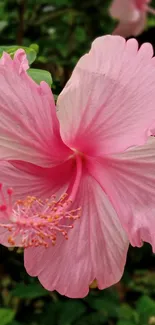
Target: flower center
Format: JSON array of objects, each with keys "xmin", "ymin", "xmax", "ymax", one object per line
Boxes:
[
  {"xmin": 0, "ymin": 155, "xmax": 82, "ymax": 249},
  {"xmin": 0, "ymin": 188, "xmax": 81, "ymax": 248}
]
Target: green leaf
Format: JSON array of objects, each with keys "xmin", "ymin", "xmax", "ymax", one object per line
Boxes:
[
  {"xmin": 58, "ymin": 301, "xmax": 86, "ymax": 325},
  {"xmin": 28, "ymin": 68, "xmax": 52, "ymax": 86},
  {"xmin": 29, "ymin": 43, "xmax": 39, "ymax": 54},
  {"xmin": 136, "ymin": 295, "xmax": 155, "ymax": 325},
  {"xmin": 117, "ymin": 304, "xmax": 139, "ymax": 324},
  {"xmin": 0, "ymin": 308, "xmax": 15, "ymax": 325},
  {"xmin": 0, "ymin": 21, "xmax": 8, "ymax": 32},
  {"xmin": 0, "ymin": 46, "xmax": 37, "ymax": 65},
  {"xmin": 42, "ymin": 302, "xmax": 61, "ymax": 325},
  {"xmin": 85, "ymin": 289, "xmax": 119, "ymax": 318},
  {"xmin": 117, "ymin": 321, "xmax": 136, "ymax": 325},
  {"xmin": 86, "ymin": 298, "xmax": 118, "ymax": 318},
  {"xmin": 75, "ymin": 312, "xmax": 108, "ymax": 325},
  {"xmin": 11, "ymin": 283, "xmax": 49, "ymax": 299}
]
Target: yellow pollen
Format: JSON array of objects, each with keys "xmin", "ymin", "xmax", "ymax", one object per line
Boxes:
[
  {"xmin": 8, "ymin": 237, "xmax": 15, "ymax": 246},
  {"xmin": 1, "ymin": 193, "xmax": 81, "ymax": 249}
]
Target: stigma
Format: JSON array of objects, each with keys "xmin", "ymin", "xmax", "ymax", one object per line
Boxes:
[{"xmin": 0, "ymin": 185, "xmax": 81, "ymax": 248}]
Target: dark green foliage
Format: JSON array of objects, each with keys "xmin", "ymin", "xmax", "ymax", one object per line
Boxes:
[{"xmin": 1, "ymin": 244, "xmax": 155, "ymax": 325}]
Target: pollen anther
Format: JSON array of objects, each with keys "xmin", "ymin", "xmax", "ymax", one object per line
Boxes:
[{"xmin": 0, "ymin": 186, "xmax": 81, "ymax": 249}]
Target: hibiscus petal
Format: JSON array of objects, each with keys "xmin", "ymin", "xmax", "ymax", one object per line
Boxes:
[
  {"xmin": 0, "ymin": 50, "xmax": 70, "ymax": 166},
  {"xmin": 24, "ymin": 173, "xmax": 129, "ymax": 298},
  {"xmin": 88, "ymin": 137, "xmax": 155, "ymax": 251},
  {"xmin": 112, "ymin": 13, "xmax": 146, "ymax": 37},
  {"xmin": 135, "ymin": 0, "xmax": 150, "ymax": 10},
  {"xmin": 57, "ymin": 36, "xmax": 155, "ymax": 156},
  {"xmin": 109, "ymin": 0, "xmax": 140, "ymax": 22},
  {"xmin": 0, "ymin": 159, "xmax": 75, "ymax": 201},
  {"xmin": 0, "ymin": 159, "xmax": 75, "ymax": 247}
]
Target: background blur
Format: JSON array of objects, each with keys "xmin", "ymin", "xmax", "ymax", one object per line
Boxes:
[{"xmin": 1, "ymin": 1, "xmax": 155, "ymax": 325}]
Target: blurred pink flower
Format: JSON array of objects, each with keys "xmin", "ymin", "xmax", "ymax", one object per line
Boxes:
[
  {"xmin": 0, "ymin": 36, "xmax": 155, "ymax": 297},
  {"xmin": 110, "ymin": 0, "xmax": 155, "ymax": 37}
]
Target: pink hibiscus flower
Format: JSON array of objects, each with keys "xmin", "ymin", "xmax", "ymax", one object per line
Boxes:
[
  {"xmin": 110, "ymin": 0, "xmax": 155, "ymax": 37},
  {"xmin": 0, "ymin": 36, "xmax": 155, "ymax": 298}
]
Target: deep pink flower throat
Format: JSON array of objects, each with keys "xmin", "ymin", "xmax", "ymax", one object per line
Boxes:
[{"xmin": 0, "ymin": 155, "xmax": 82, "ymax": 248}]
